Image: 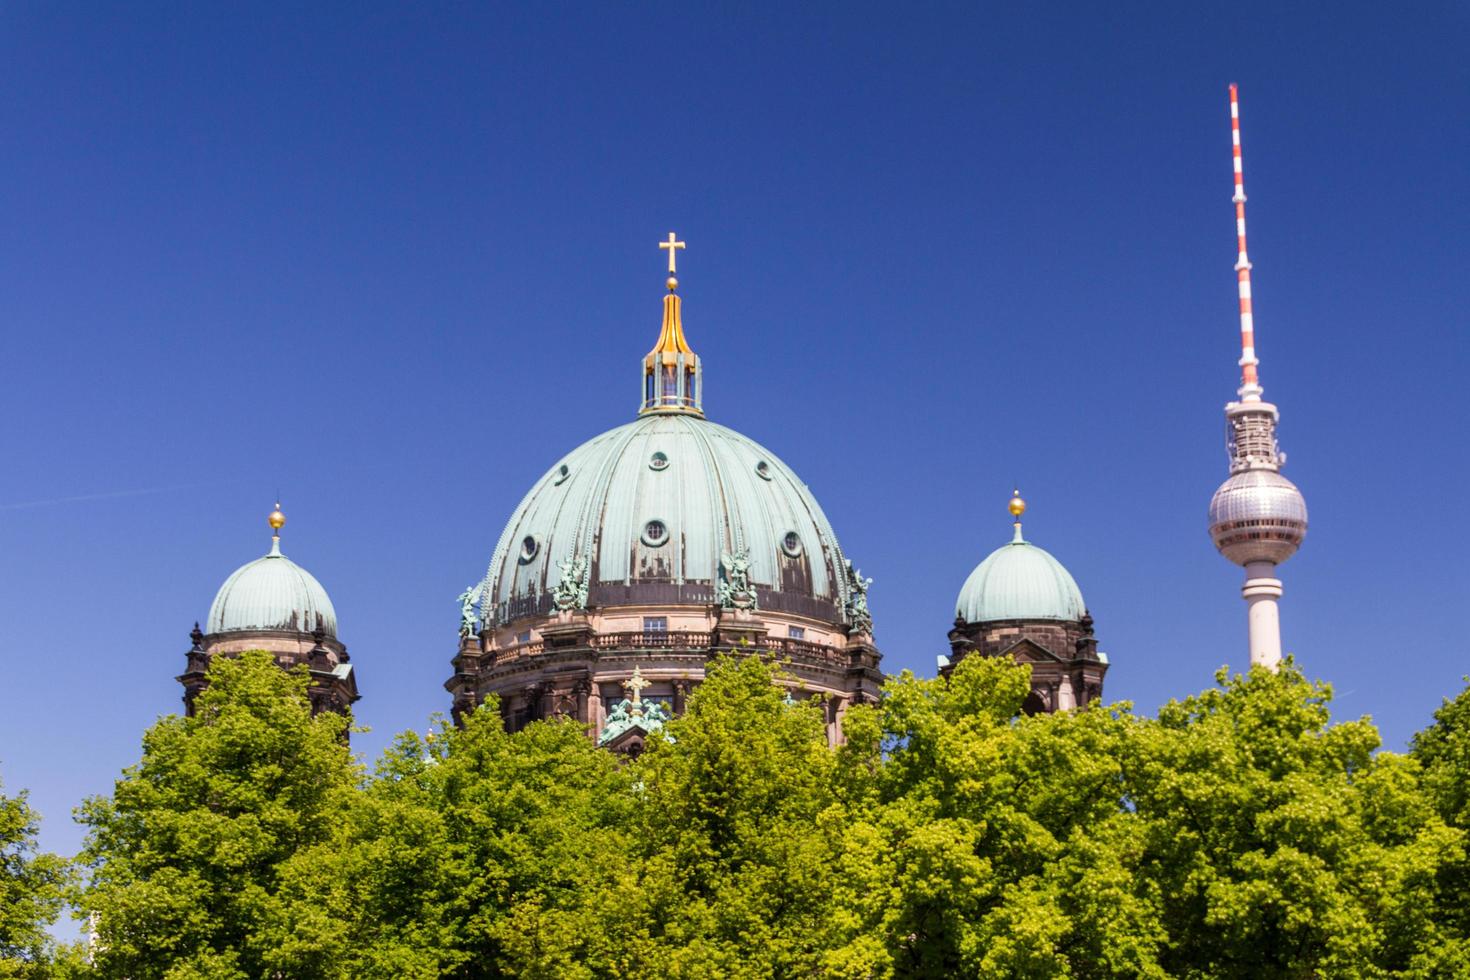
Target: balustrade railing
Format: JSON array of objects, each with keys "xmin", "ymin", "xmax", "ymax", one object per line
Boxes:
[
  {"xmin": 492, "ymin": 640, "xmax": 544, "ymax": 662},
  {"xmin": 764, "ymin": 636, "xmax": 849, "ymax": 665},
  {"xmin": 593, "ymin": 630, "xmax": 712, "ymax": 650}
]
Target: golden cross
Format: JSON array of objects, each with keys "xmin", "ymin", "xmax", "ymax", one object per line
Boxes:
[
  {"xmin": 623, "ymin": 665, "xmax": 651, "ymax": 705},
  {"xmin": 659, "ymin": 232, "xmax": 686, "ymax": 274}
]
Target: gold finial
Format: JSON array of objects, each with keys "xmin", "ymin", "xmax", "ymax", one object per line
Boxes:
[
  {"xmin": 1009, "ymin": 489, "xmax": 1026, "ymax": 521},
  {"xmin": 268, "ymin": 501, "xmax": 286, "ymax": 533},
  {"xmin": 659, "ymin": 232, "xmax": 686, "ymax": 288}
]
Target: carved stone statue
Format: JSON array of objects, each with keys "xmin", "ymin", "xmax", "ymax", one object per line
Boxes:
[
  {"xmin": 552, "ymin": 554, "xmax": 590, "ymax": 612},
  {"xmin": 599, "ymin": 681, "xmax": 674, "ymax": 746},
  {"xmin": 457, "ymin": 583, "xmax": 482, "ymax": 637},
  {"xmin": 642, "ymin": 700, "xmax": 672, "ymax": 726},
  {"xmin": 843, "ymin": 560, "xmax": 874, "ymax": 635},
  {"xmin": 604, "ymin": 699, "xmax": 631, "ymax": 728},
  {"xmin": 718, "ymin": 547, "xmax": 759, "ymax": 611}
]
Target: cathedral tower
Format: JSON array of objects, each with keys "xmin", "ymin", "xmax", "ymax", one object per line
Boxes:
[
  {"xmin": 945, "ymin": 492, "xmax": 1108, "ymax": 712},
  {"xmin": 1206, "ymin": 85, "xmax": 1308, "ymax": 669},
  {"xmin": 178, "ymin": 505, "xmax": 359, "ymax": 716}
]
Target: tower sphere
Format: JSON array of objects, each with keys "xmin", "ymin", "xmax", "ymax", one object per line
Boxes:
[{"xmin": 1208, "ymin": 468, "xmax": 1307, "ymax": 566}]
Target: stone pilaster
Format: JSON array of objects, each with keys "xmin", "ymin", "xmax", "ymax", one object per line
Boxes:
[
  {"xmin": 540, "ymin": 611, "xmax": 596, "ymax": 649},
  {"xmin": 843, "ymin": 631, "xmax": 884, "ymax": 704},
  {"xmin": 713, "ymin": 607, "xmax": 765, "ymax": 652},
  {"xmin": 177, "ymin": 623, "xmax": 210, "ymax": 716},
  {"xmin": 446, "ymin": 632, "xmax": 486, "ymax": 724}
]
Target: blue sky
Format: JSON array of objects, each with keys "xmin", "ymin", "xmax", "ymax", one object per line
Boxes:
[{"xmin": 2, "ymin": 2, "xmax": 1467, "ymax": 863}]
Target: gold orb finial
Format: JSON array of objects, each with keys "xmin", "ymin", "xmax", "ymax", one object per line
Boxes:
[
  {"xmin": 667, "ymin": 275, "xmax": 678, "ymax": 292},
  {"xmin": 268, "ymin": 502, "xmax": 286, "ymax": 532},
  {"xmin": 1008, "ymin": 489, "xmax": 1026, "ymax": 520}
]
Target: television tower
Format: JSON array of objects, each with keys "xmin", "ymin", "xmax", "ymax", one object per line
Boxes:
[{"xmin": 1207, "ymin": 84, "xmax": 1308, "ymax": 670}]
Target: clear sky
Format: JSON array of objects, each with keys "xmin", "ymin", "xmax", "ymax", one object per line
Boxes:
[{"xmin": 2, "ymin": 3, "xmax": 1467, "ymax": 862}]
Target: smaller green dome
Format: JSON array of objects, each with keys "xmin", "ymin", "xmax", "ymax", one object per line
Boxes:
[
  {"xmin": 956, "ymin": 525, "xmax": 1086, "ymax": 624},
  {"xmin": 207, "ymin": 537, "xmax": 338, "ymax": 637}
]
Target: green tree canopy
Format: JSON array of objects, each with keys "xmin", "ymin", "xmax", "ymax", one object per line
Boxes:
[
  {"xmin": 74, "ymin": 651, "xmax": 357, "ymax": 979},
  {"xmin": 1411, "ymin": 678, "xmax": 1470, "ymax": 969},
  {"xmin": 825, "ymin": 657, "xmax": 1463, "ymax": 979},
  {"xmin": 0, "ymin": 773, "xmax": 70, "ymax": 979},
  {"xmin": 261, "ymin": 695, "xmax": 631, "ymax": 979},
  {"xmin": 68, "ymin": 651, "xmax": 1470, "ymax": 978},
  {"xmin": 1126, "ymin": 663, "xmax": 1462, "ymax": 979}
]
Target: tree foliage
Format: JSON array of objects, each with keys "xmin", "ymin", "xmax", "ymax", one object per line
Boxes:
[
  {"xmin": 0, "ymin": 773, "xmax": 70, "ymax": 978},
  {"xmin": 64, "ymin": 650, "xmax": 1470, "ymax": 977},
  {"xmin": 73, "ymin": 651, "xmax": 356, "ymax": 979}
]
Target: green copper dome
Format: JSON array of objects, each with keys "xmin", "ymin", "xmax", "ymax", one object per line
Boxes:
[
  {"xmin": 207, "ymin": 537, "xmax": 338, "ymax": 637},
  {"xmin": 479, "ymin": 412, "xmax": 855, "ymax": 627},
  {"xmin": 956, "ymin": 525, "xmax": 1087, "ymax": 624}
]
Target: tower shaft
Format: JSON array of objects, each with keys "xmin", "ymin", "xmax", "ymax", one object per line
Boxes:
[{"xmin": 1242, "ymin": 561, "xmax": 1283, "ymax": 669}]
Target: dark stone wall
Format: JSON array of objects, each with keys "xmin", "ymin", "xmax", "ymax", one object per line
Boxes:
[{"xmin": 945, "ymin": 613, "xmax": 1109, "ymax": 712}]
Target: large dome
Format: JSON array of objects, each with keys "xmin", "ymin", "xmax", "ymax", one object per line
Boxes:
[
  {"xmin": 207, "ymin": 539, "xmax": 338, "ymax": 637},
  {"xmin": 956, "ymin": 527, "xmax": 1087, "ymax": 624},
  {"xmin": 480, "ymin": 413, "xmax": 854, "ymax": 627}
]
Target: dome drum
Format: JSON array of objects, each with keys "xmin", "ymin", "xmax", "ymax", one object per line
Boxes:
[
  {"xmin": 490, "ymin": 581, "xmax": 843, "ymax": 632},
  {"xmin": 448, "ymin": 617, "xmax": 882, "ymax": 744}
]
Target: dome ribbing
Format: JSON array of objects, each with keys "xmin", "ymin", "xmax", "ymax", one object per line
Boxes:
[
  {"xmin": 956, "ymin": 526, "xmax": 1087, "ymax": 624},
  {"xmin": 479, "ymin": 413, "xmax": 853, "ymax": 628},
  {"xmin": 206, "ymin": 538, "xmax": 338, "ymax": 637}
]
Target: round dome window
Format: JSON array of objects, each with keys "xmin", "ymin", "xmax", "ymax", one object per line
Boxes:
[
  {"xmin": 519, "ymin": 535, "xmax": 540, "ymax": 563},
  {"xmin": 552, "ymin": 464, "xmax": 571, "ymax": 485},
  {"xmin": 781, "ymin": 531, "xmax": 803, "ymax": 558},
  {"xmin": 755, "ymin": 461, "xmax": 773, "ymax": 481},
  {"xmin": 649, "ymin": 451, "xmax": 669, "ymax": 471},
  {"xmin": 641, "ymin": 519, "xmax": 669, "ymax": 548}
]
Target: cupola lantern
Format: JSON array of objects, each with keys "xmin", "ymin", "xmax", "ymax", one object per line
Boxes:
[{"xmin": 640, "ymin": 232, "xmax": 704, "ymax": 416}]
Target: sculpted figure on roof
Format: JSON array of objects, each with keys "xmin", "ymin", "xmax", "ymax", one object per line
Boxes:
[
  {"xmin": 844, "ymin": 561, "xmax": 874, "ymax": 636},
  {"xmin": 718, "ymin": 548, "xmax": 758, "ymax": 611},
  {"xmin": 552, "ymin": 555, "xmax": 590, "ymax": 613},
  {"xmin": 457, "ymin": 583, "xmax": 481, "ymax": 637}
]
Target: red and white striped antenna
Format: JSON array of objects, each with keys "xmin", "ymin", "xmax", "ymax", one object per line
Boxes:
[{"xmin": 1230, "ymin": 83, "xmax": 1263, "ymax": 402}]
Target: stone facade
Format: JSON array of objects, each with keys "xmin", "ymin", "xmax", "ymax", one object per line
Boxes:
[
  {"xmin": 945, "ymin": 613, "xmax": 1108, "ymax": 713},
  {"xmin": 446, "ymin": 605, "xmax": 882, "ymax": 746},
  {"xmin": 178, "ymin": 622, "xmax": 360, "ymax": 719}
]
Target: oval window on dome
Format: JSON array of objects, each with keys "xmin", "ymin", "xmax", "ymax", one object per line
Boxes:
[
  {"xmin": 641, "ymin": 519, "xmax": 669, "ymax": 548},
  {"xmin": 649, "ymin": 451, "xmax": 669, "ymax": 471},
  {"xmin": 518, "ymin": 535, "xmax": 540, "ymax": 563},
  {"xmin": 781, "ymin": 531, "xmax": 803, "ymax": 558},
  {"xmin": 755, "ymin": 461, "xmax": 772, "ymax": 481},
  {"xmin": 552, "ymin": 464, "xmax": 571, "ymax": 485}
]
